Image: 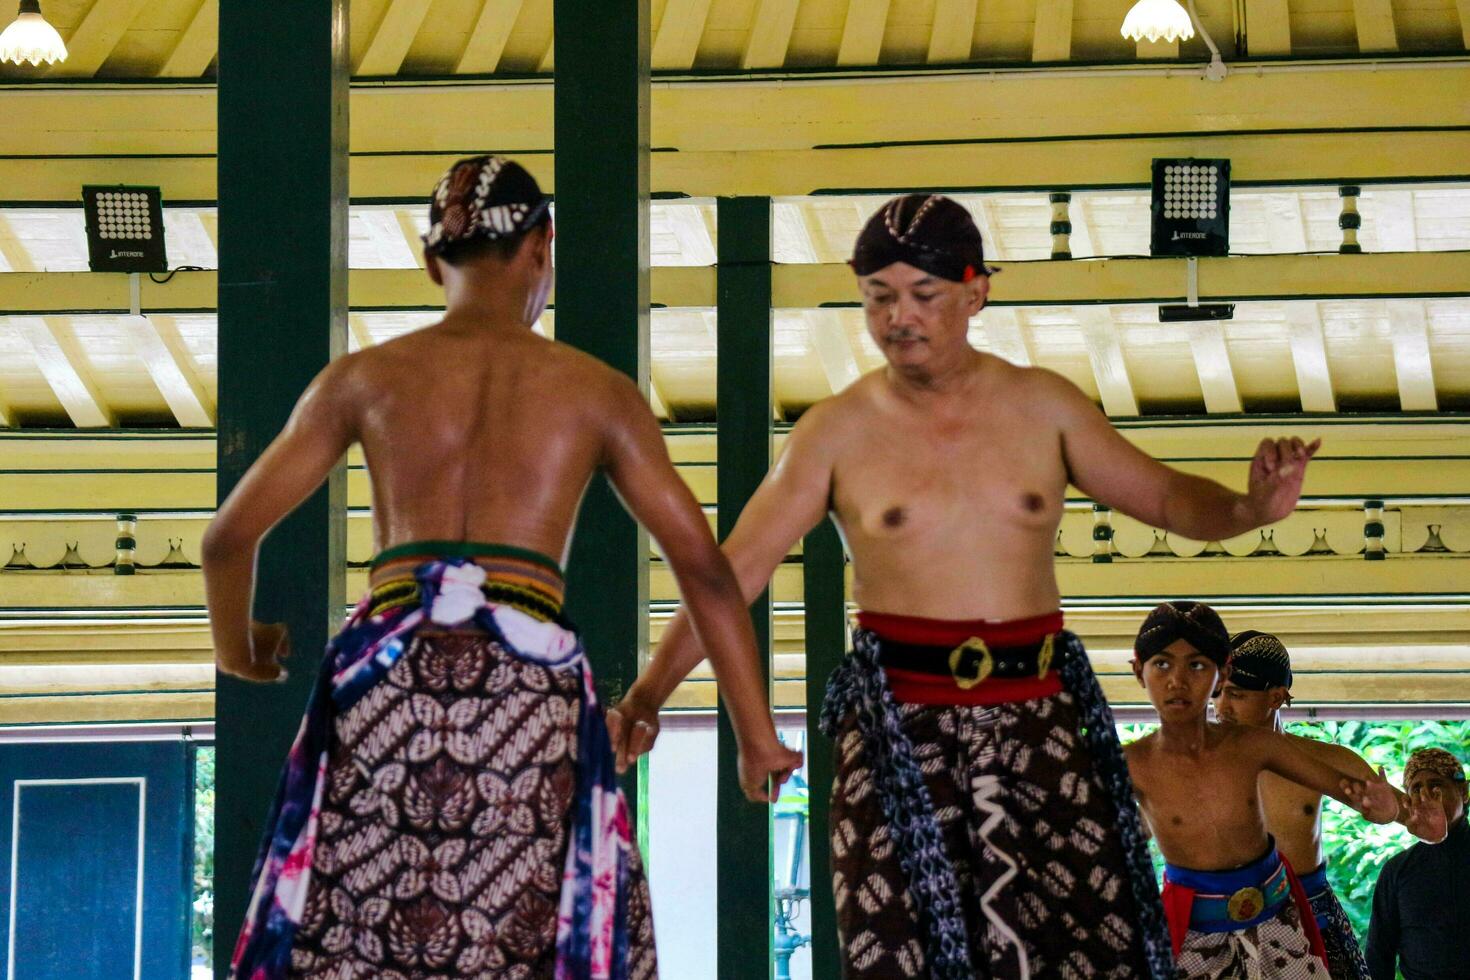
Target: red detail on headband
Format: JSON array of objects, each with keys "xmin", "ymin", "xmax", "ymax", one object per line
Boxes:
[{"xmin": 962, "ymin": 265, "xmax": 978, "ymax": 282}]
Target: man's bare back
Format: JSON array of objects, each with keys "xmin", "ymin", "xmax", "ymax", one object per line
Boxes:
[{"xmin": 342, "ymin": 318, "xmax": 630, "ymax": 561}]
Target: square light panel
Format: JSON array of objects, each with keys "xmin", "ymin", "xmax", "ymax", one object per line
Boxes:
[
  {"xmin": 1150, "ymin": 159, "xmax": 1230, "ymax": 258},
  {"xmin": 82, "ymin": 185, "xmax": 168, "ymax": 273}
]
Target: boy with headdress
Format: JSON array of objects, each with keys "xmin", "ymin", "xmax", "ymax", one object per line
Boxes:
[
  {"xmin": 1123, "ymin": 601, "xmax": 1437, "ymax": 979},
  {"xmin": 608, "ymin": 193, "xmax": 1336, "ymax": 979},
  {"xmin": 204, "ymin": 155, "xmax": 802, "ymax": 979},
  {"xmin": 1213, "ymin": 630, "xmax": 1445, "ymax": 979},
  {"xmin": 1366, "ymin": 747, "xmax": 1470, "ymax": 979}
]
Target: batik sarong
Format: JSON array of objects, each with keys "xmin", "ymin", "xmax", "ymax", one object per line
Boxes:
[
  {"xmin": 1299, "ymin": 863, "xmax": 1368, "ymax": 980},
  {"xmin": 229, "ymin": 549, "xmax": 656, "ymax": 980},
  {"xmin": 819, "ymin": 612, "xmax": 1174, "ymax": 980},
  {"xmin": 1164, "ymin": 844, "xmax": 1327, "ymax": 979}
]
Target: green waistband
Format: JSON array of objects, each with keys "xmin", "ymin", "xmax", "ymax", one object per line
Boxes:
[{"xmin": 371, "ymin": 540, "xmax": 564, "ymax": 576}]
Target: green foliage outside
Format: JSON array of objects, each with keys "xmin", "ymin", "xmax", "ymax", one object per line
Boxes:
[
  {"xmin": 194, "ymin": 745, "xmax": 215, "ymax": 966},
  {"xmin": 1117, "ymin": 719, "xmax": 1470, "ymax": 944}
]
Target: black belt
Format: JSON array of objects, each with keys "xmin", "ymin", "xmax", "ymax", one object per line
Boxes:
[{"xmin": 871, "ymin": 632, "xmax": 1058, "ymax": 689}]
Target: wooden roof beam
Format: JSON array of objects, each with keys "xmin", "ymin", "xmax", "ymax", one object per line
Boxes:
[
  {"xmin": 1353, "ymin": 0, "xmax": 1399, "ymax": 52},
  {"xmin": 1244, "ymin": 0, "xmax": 1292, "ymax": 55},
  {"xmin": 742, "ymin": 0, "xmax": 799, "ymax": 69},
  {"xmin": 804, "ymin": 311, "xmax": 862, "ymax": 395},
  {"xmin": 157, "ymin": 0, "xmax": 219, "ymax": 78},
  {"xmin": 456, "ymin": 0, "xmax": 527, "ymax": 73},
  {"xmin": 928, "ymin": 0, "xmax": 977, "ymax": 64},
  {"xmin": 50, "ymin": 0, "xmax": 150, "ymax": 78},
  {"xmin": 837, "ymin": 0, "xmax": 890, "ymax": 67},
  {"xmin": 0, "ymin": 214, "xmax": 37, "ymax": 273},
  {"xmin": 16, "ymin": 316, "xmax": 116, "ymax": 427},
  {"xmin": 1284, "ymin": 302, "xmax": 1337, "ymax": 414},
  {"xmin": 1076, "ymin": 306, "xmax": 1139, "ymax": 417},
  {"xmin": 357, "ymin": 0, "xmax": 434, "ymax": 75},
  {"xmin": 1032, "ymin": 0, "xmax": 1073, "ymax": 62},
  {"xmin": 1185, "ymin": 319, "xmax": 1244, "ymax": 414},
  {"xmin": 125, "ymin": 315, "xmax": 214, "ymax": 427},
  {"xmin": 1387, "ymin": 300, "xmax": 1439, "ymax": 412},
  {"xmin": 652, "ymin": 0, "xmax": 713, "ymax": 71},
  {"xmin": 977, "ymin": 306, "xmax": 1033, "ymax": 367}
]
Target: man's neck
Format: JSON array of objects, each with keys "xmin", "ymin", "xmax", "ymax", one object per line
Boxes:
[
  {"xmin": 442, "ymin": 275, "xmax": 539, "ymax": 331},
  {"xmin": 1157, "ymin": 715, "xmax": 1211, "ymax": 752},
  {"xmin": 886, "ymin": 346, "xmax": 984, "ymax": 397}
]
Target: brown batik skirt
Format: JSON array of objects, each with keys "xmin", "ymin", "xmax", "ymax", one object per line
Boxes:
[
  {"xmin": 828, "ymin": 691, "xmax": 1152, "ymax": 979},
  {"xmin": 1175, "ymin": 899, "xmax": 1326, "ymax": 979},
  {"xmin": 286, "ymin": 627, "xmax": 658, "ymax": 979}
]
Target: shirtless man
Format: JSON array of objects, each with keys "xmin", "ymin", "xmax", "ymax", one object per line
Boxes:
[
  {"xmin": 1214, "ymin": 630, "xmax": 1379, "ymax": 978},
  {"xmin": 203, "ymin": 155, "xmax": 799, "ymax": 980},
  {"xmin": 608, "ymin": 193, "xmax": 1326, "ymax": 979},
  {"xmin": 1125, "ymin": 602, "xmax": 1443, "ymax": 979}
]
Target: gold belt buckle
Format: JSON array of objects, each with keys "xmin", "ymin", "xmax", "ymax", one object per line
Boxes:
[
  {"xmin": 948, "ymin": 638, "xmax": 994, "ymax": 690},
  {"xmin": 1036, "ymin": 633, "xmax": 1055, "ymax": 678},
  {"xmin": 1226, "ymin": 886, "xmax": 1266, "ymax": 922}
]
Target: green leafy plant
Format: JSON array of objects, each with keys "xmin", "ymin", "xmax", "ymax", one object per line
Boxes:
[{"xmin": 193, "ymin": 745, "xmax": 215, "ymax": 965}]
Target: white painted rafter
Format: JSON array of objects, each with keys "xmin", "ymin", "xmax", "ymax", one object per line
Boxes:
[
  {"xmin": 838, "ymin": 0, "xmax": 891, "ymax": 66},
  {"xmin": 928, "ymin": 0, "xmax": 977, "ymax": 64},
  {"xmin": 16, "ymin": 317, "xmax": 116, "ymax": 428},
  {"xmin": 124, "ymin": 315, "xmax": 214, "ymax": 427},
  {"xmin": 652, "ymin": 0, "xmax": 713, "ymax": 70},
  {"xmin": 1076, "ymin": 306, "xmax": 1139, "ymax": 417},
  {"xmin": 805, "ymin": 311, "xmax": 862, "ymax": 395},
  {"xmin": 1387, "ymin": 300, "xmax": 1438, "ymax": 411},
  {"xmin": 157, "ymin": 0, "xmax": 219, "ymax": 78},
  {"xmin": 1284, "ymin": 303, "xmax": 1337, "ymax": 413},
  {"xmin": 743, "ymin": 0, "xmax": 800, "ymax": 69},
  {"xmin": 1185, "ymin": 320, "xmax": 1244, "ymax": 414},
  {"xmin": 978, "ymin": 306, "xmax": 1033, "ymax": 367},
  {"xmin": 357, "ymin": 0, "xmax": 434, "ymax": 76},
  {"xmin": 457, "ymin": 0, "xmax": 528, "ymax": 73}
]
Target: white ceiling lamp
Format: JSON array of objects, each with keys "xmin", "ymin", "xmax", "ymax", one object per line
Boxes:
[
  {"xmin": 1121, "ymin": 0, "xmax": 1227, "ymax": 81},
  {"xmin": 0, "ymin": 0, "xmax": 67, "ymax": 67},
  {"xmin": 1121, "ymin": 0, "xmax": 1195, "ymax": 43}
]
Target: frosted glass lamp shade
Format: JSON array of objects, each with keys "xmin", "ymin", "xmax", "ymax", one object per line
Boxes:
[
  {"xmin": 1121, "ymin": 0, "xmax": 1196, "ymax": 43},
  {"xmin": 0, "ymin": 1, "xmax": 67, "ymax": 67}
]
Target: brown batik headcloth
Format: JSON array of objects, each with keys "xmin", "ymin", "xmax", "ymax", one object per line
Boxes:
[
  {"xmin": 849, "ymin": 193, "xmax": 998, "ymax": 282},
  {"xmin": 422, "ymin": 154, "xmax": 550, "ymax": 257},
  {"xmin": 1134, "ymin": 601, "xmax": 1231, "ymax": 666},
  {"xmin": 1227, "ymin": 630, "xmax": 1294, "ymax": 694},
  {"xmin": 1404, "ymin": 748, "xmax": 1468, "ymax": 795}
]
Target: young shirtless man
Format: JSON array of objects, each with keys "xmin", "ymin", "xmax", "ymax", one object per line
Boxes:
[
  {"xmin": 203, "ymin": 156, "xmax": 800, "ymax": 979},
  {"xmin": 609, "ymin": 193, "xmax": 1329, "ymax": 979},
  {"xmin": 1126, "ymin": 602, "xmax": 1444, "ymax": 979},
  {"xmin": 1214, "ymin": 630, "xmax": 1384, "ymax": 978}
]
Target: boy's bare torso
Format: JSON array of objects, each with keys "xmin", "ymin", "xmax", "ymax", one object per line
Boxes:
[
  {"xmin": 1259, "ymin": 733, "xmax": 1366, "ymax": 873},
  {"xmin": 1127, "ymin": 724, "xmax": 1278, "ymax": 871},
  {"xmin": 336, "ymin": 317, "xmax": 624, "ymax": 563},
  {"xmin": 817, "ymin": 358, "xmax": 1074, "ymax": 621}
]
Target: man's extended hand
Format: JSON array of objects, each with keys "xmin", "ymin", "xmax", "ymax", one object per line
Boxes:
[
  {"xmin": 219, "ymin": 620, "xmax": 291, "ymax": 684},
  {"xmin": 607, "ymin": 691, "xmax": 662, "ymax": 774},
  {"xmin": 1401, "ymin": 774, "xmax": 1450, "ymax": 844},
  {"xmin": 1344, "ymin": 770, "xmax": 1400, "ymax": 825},
  {"xmin": 1247, "ymin": 437, "xmax": 1321, "ymax": 524},
  {"xmin": 738, "ymin": 737, "xmax": 805, "ymax": 804}
]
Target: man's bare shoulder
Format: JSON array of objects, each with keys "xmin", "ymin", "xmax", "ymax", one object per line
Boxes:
[
  {"xmin": 1003, "ymin": 362, "xmax": 1095, "ymax": 419},
  {"xmin": 1123, "ymin": 730, "xmax": 1159, "ymax": 761}
]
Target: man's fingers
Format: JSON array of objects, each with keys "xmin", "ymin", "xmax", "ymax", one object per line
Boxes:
[
  {"xmin": 631, "ymin": 720, "xmax": 658, "ymax": 759},
  {"xmin": 1306, "ymin": 438, "xmax": 1322, "ymax": 458}
]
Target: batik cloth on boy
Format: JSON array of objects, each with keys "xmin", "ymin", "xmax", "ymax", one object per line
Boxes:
[
  {"xmin": 819, "ymin": 611, "xmax": 1175, "ymax": 980},
  {"xmin": 1163, "ymin": 843, "xmax": 1327, "ymax": 979},
  {"xmin": 1298, "ymin": 863, "xmax": 1369, "ymax": 980},
  {"xmin": 228, "ymin": 549, "xmax": 656, "ymax": 980}
]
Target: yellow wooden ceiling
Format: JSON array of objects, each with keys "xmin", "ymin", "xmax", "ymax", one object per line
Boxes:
[{"xmin": 0, "ymin": 0, "xmax": 1467, "ymax": 82}]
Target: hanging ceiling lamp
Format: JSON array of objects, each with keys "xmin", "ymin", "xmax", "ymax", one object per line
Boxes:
[
  {"xmin": 1120, "ymin": 0, "xmax": 1196, "ymax": 43},
  {"xmin": 0, "ymin": 0, "xmax": 67, "ymax": 67}
]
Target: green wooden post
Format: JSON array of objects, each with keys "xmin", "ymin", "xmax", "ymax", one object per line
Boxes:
[
  {"xmin": 213, "ymin": 1, "xmax": 349, "ymax": 972},
  {"xmin": 802, "ymin": 517, "xmax": 846, "ymax": 980},
  {"xmin": 716, "ymin": 195, "xmax": 774, "ymax": 980},
  {"xmin": 552, "ymin": 0, "xmax": 651, "ymax": 817}
]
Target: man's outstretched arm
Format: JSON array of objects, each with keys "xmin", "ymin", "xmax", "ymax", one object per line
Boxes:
[
  {"xmin": 202, "ymin": 359, "xmax": 356, "ymax": 683},
  {"xmin": 600, "ymin": 375, "xmax": 804, "ymax": 801},
  {"xmin": 609, "ymin": 399, "xmax": 839, "ymax": 769},
  {"xmin": 1049, "ymin": 371, "xmax": 1319, "ymax": 541}
]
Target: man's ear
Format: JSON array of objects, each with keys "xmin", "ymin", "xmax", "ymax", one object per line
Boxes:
[
  {"xmin": 1269, "ymin": 686, "xmax": 1290, "ymax": 712},
  {"xmin": 425, "ymin": 251, "xmax": 444, "ymax": 287},
  {"xmin": 1132, "ymin": 656, "xmax": 1145, "ymax": 687},
  {"xmin": 1213, "ymin": 662, "xmax": 1232, "ymax": 699},
  {"xmin": 966, "ymin": 274, "xmax": 990, "ymax": 317}
]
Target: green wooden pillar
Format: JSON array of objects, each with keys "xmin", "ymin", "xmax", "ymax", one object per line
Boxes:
[
  {"xmin": 552, "ymin": 0, "xmax": 651, "ymax": 816},
  {"xmin": 716, "ymin": 195, "xmax": 774, "ymax": 980},
  {"xmin": 213, "ymin": 1, "xmax": 349, "ymax": 972},
  {"xmin": 802, "ymin": 517, "xmax": 846, "ymax": 980}
]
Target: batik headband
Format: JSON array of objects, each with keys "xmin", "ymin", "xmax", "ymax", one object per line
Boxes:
[
  {"xmin": 422, "ymin": 154, "xmax": 550, "ymax": 257},
  {"xmin": 1134, "ymin": 601, "xmax": 1231, "ymax": 666},
  {"xmin": 1227, "ymin": 631, "xmax": 1294, "ymax": 692},
  {"xmin": 849, "ymin": 193, "xmax": 997, "ymax": 282},
  {"xmin": 1404, "ymin": 748, "xmax": 1468, "ymax": 788}
]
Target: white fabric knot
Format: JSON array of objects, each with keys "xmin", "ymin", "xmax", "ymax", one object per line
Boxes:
[{"xmin": 428, "ymin": 563, "xmax": 487, "ymax": 626}]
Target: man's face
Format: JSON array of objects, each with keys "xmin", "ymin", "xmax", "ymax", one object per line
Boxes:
[
  {"xmin": 1213, "ymin": 682, "xmax": 1285, "ymax": 728},
  {"xmin": 1134, "ymin": 638, "xmax": 1223, "ymax": 722},
  {"xmin": 1407, "ymin": 769, "xmax": 1467, "ymax": 826},
  {"xmin": 858, "ymin": 262, "xmax": 987, "ymax": 372}
]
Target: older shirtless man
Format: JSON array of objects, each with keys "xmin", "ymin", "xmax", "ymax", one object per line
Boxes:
[
  {"xmin": 1214, "ymin": 630, "xmax": 1379, "ymax": 978},
  {"xmin": 203, "ymin": 156, "xmax": 799, "ymax": 979},
  {"xmin": 610, "ymin": 194, "xmax": 1323, "ymax": 979}
]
